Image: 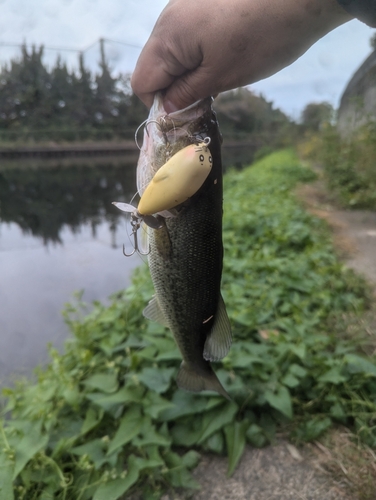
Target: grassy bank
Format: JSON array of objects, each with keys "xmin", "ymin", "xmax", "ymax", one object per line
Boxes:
[
  {"xmin": 1, "ymin": 150, "xmax": 375, "ymax": 500},
  {"xmin": 300, "ymin": 123, "xmax": 376, "ymax": 209}
]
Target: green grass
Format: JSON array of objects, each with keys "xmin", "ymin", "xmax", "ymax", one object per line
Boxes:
[
  {"xmin": 1, "ymin": 149, "xmax": 375, "ymax": 500},
  {"xmin": 318, "ymin": 123, "xmax": 376, "ymax": 209}
]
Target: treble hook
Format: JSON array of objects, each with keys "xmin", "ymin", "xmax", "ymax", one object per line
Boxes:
[{"xmin": 123, "ymin": 213, "xmax": 150, "ymax": 257}]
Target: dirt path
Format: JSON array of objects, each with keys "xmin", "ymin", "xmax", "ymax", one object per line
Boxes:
[
  {"xmin": 297, "ymin": 180, "xmax": 376, "ymax": 289},
  {"xmin": 162, "ymin": 176, "xmax": 376, "ymax": 500},
  {"xmin": 187, "ymin": 441, "xmax": 353, "ymax": 500}
]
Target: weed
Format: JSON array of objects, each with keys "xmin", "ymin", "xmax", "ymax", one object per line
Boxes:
[
  {"xmin": 0, "ymin": 149, "xmax": 375, "ymax": 499},
  {"xmin": 304, "ymin": 123, "xmax": 376, "ymax": 209}
]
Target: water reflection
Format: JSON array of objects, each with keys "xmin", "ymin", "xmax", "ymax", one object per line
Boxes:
[
  {"xmin": 0, "ymin": 156, "xmax": 138, "ymax": 245},
  {"xmin": 0, "ymin": 157, "xmax": 142, "ymax": 385}
]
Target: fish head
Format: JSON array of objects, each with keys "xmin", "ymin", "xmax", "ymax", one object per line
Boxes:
[{"xmin": 136, "ymin": 93, "xmax": 214, "ymax": 198}]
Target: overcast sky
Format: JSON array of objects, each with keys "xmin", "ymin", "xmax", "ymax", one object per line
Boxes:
[{"xmin": 0, "ymin": 0, "xmax": 374, "ymax": 119}]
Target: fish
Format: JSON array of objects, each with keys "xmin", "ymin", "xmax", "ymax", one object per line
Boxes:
[{"xmin": 117, "ymin": 93, "xmax": 232, "ymax": 398}]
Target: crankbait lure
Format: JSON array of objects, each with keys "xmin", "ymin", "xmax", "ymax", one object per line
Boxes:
[{"xmin": 138, "ymin": 138, "xmax": 212, "ymax": 215}]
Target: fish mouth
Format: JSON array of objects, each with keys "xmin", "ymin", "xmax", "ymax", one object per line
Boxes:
[
  {"xmin": 167, "ymin": 96, "xmax": 214, "ymax": 116},
  {"xmin": 151, "ymin": 92, "xmax": 213, "ymax": 128}
]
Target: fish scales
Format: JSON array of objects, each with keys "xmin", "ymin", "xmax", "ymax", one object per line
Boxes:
[{"xmin": 139, "ymin": 95, "xmax": 232, "ymax": 398}]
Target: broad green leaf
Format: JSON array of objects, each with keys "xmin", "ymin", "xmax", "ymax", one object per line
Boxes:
[
  {"xmin": 259, "ymin": 413, "xmax": 277, "ymax": 442},
  {"xmin": 86, "ymin": 385, "xmax": 144, "ymax": 410},
  {"xmin": 155, "ymin": 348, "xmax": 182, "ymax": 361},
  {"xmin": 344, "ymin": 354, "xmax": 376, "ymax": 377},
  {"xmin": 62, "ymin": 386, "xmax": 81, "ymax": 406},
  {"xmin": 142, "ymin": 391, "xmax": 174, "ymax": 419},
  {"xmin": 39, "ymin": 483, "xmax": 59, "ymax": 500},
  {"xmin": 144, "ymin": 446, "xmax": 165, "ymax": 468},
  {"xmin": 81, "ymin": 407, "xmax": 104, "ymax": 435},
  {"xmin": 197, "ymin": 402, "xmax": 238, "ymax": 444},
  {"xmin": 159, "ymin": 391, "xmax": 215, "ymax": 421},
  {"xmin": 289, "ymin": 364, "xmax": 307, "ymax": 378},
  {"xmin": 71, "ymin": 439, "xmax": 106, "ymax": 469},
  {"xmin": 318, "ymin": 367, "xmax": 347, "ymax": 385},
  {"xmin": 107, "ymin": 406, "xmax": 142, "ymax": 455},
  {"xmin": 84, "ymin": 373, "xmax": 119, "ymax": 393},
  {"xmin": 171, "ymin": 422, "xmax": 202, "ymax": 447},
  {"xmin": 224, "ymin": 420, "xmax": 249, "ymax": 476},
  {"xmin": 132, "ymin": 417, "xmax": 171, "ymax": 447},
  {"xmin": 281, "ymin": 373, "xmax": 300, "ymax": 388},
  {"xmin": 136, "ymin": 345, "xmax": 157, "ymax": 360},
  {"xmin": 290, "ymin": 344, "xmax": 306, "ymax": 360},
  {"xmin": 181, "ymin": 450, "xmax": 201, "ymax": 469},
  {"xmin": 204, "ymin": 432, "xmax": 224, "ymax": 454},
  {"xmin": 246, "ymin": 424, "xmax": 268, "ymax": 448},
  {"xmin": 330, "ymin": 402, "xmax": 346, "ymax": 421},
  {"xmin": 167, "ymin": 467, "xmax": 200, "ymax": 490},
  {"xmin": 13, "ymin": 425, "xmax": 49, "ymax": 479},
  {"xmin": 144, "ymin": 335, "xmax": 176, "ymax": 353},
  {"xmin": 264, "ymin": 386, "xmax": 292, "ymax": 419},
  {"xmin": 296, "ymin": 417, "xmax": 332, "ymax": 442},
  {"xmin": 164, "ymin": 452, "xmax": 200, "ymax": 490},
  {"xmin": 137, "ymin": 367, "xmax": 175, "ymax": 393},
  {"xmin": 93, "ymin": 455, "xmax": 140, "ymax": 500},
  {"xmin": 0, "ymin": 451, "xmax": 14, "ymax": 500}
]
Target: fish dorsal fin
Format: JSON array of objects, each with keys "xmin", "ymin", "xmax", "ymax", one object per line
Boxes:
[
  {"xmin": 143, "ymin": 296, "xmax": 169, "ymax": 327},
  {"xmin": 203, "ymin": 295, "xmax": 232, "ymax": 362}
]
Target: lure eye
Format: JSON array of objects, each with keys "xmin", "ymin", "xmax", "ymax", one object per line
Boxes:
[{"xmin": 138, "ymin": 142, "xmax": 213, "ymax": 215}]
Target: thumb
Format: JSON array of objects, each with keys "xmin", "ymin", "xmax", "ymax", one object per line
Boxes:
[{"xmin": 163, "ymin": 68, "xmax": 216, "ymax": 112}]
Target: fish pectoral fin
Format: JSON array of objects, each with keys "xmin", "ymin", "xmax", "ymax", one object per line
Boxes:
[
  {"xmin": 143, "ymin": 296, "xmax": 169, "ymax": 327},
  {"xmin": 203, "ymin": 294, "xmax": 232, "ymax": 362},
  {"xmin": 177, "ymin": 361, "xmax": 231, "ymax": 400}
]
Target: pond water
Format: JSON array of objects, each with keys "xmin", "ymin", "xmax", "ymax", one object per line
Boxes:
[
  {"xmin": 0, "ymin": 146, "xmax": 254, "ymax": 385},
  {"xmin": 0, "ymin": 155, "xmax": 144, "ymax": 385}
]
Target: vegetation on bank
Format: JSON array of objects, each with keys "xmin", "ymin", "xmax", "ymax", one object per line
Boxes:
[
  {"xmin": 300, "ymin": 120, "xmax": 376, "ymax": 209},
  {"xmin": 1, "ymin": 149, "xmax": 375, "ymax": 499}
]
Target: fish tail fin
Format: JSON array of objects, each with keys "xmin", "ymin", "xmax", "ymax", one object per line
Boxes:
[{"xmin": 177, "ymin": 361, "xmax": 231, "ymax": 400}]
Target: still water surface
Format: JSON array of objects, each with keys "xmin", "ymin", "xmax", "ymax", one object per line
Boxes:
[
  {"xmin": 0, "ymin": 147, "xmax": 253, "ymax": 385},
  {"xmin": 0, "ymin": 156, "xmax": 143, "ymax": 385}
]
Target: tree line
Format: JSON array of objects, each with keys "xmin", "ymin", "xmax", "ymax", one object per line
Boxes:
[
  {"xmin": 0, "ymin": 44, "xmax": 330, "ymax": 145},
  {"xmin": 0, "ymin": 43, "xmax": 147, "ymax": 143}
]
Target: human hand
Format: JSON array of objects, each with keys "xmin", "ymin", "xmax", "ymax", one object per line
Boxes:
[{"xmin": 131, "ymin": 0, "xmax": 352, "ymax": 111}]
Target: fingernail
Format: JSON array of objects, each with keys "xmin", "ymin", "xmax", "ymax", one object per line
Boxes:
[{"xmin": 164, "ymin": 98, "xmax": 179, "ymax": 114}]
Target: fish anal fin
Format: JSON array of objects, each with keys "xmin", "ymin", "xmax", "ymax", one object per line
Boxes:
[
  {"xmin": 177, "ymin": 361, "xmax": 231, "ymax": 400},
  {"xmin": 203, "ymin": 294, "xmax": 232, "ymax": 362},
  {"xmin": 143, "ymin": 296, "xmax": 169, "ymax": 327}
]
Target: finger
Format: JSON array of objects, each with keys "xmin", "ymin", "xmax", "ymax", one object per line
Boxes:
[
  {"xmin": 131, "ymin": 37, "xmax": 189, "ymax": 108},
  {"xmin": 163, "ymin": 66, "xmax": 223, "ymax": 112}
]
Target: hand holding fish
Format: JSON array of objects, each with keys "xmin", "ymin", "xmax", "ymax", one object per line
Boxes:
[{"xmin": 131, "ymin": 0, "xmax": 352, "ymax": 111}]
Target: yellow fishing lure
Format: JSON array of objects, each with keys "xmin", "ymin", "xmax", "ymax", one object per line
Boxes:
[{"xmin": 137, "ymin": 141, "xmax": 213, "ymax": 215}]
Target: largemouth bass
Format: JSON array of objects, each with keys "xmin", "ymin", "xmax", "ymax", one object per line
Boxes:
[{"xmin": 119, "ymin": 94, "xmax": 232, "ymax": 398}]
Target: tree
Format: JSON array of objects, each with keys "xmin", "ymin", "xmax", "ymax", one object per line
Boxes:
[{"xmin": 301, "ymin": 102, "xmax": 333, "ymax": 132}]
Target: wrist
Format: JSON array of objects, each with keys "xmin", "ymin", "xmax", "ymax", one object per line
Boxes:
[{"xmin": 291, "ymin": 0, "xmax": 353, "ymax": 36}]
